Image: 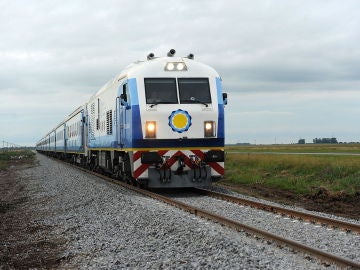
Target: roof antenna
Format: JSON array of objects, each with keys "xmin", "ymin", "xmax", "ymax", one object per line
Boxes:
[
  {"xmin": 147, "ymin": 52, "xmax": 155, "ymax": 60},
  {"xmin": 167, "ymin": 49, "xmax": 176, "ymax": 57}
]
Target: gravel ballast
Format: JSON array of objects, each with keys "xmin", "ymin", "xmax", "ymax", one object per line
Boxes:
[
  {"xmin": 169, "ymin": 192, "xmax": 360, "ymax": 262},
  {"xmin": 7, "ymin": 153, "xmax": 341, "ymax": 269}
]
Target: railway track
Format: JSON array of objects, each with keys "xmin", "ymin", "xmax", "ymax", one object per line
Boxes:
[
  {"xmin": 49, "ymin": 157, "xmax": 360, "ymax": 269},
  {"xmin": 192, "ymin": 187, "xmax": 360, "ymax": 234}
]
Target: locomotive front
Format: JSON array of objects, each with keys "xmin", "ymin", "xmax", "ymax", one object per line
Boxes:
[{"xmin": 129, "ymin": 50, "xmax": 227, "ymax": 188}]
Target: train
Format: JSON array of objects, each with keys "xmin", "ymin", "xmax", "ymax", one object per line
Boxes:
[{"xmin": 36, "ymin": 49, "xmax": 228, "ymax": 188}]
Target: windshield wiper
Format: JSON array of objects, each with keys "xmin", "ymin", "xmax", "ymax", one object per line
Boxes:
[
  {"xmin": 181, "ymin": 99, "xmax": 209, "ymax": 107},
  {"xmin": 149, "ymin": 101, "xmax": 175, "ymax": 108}
]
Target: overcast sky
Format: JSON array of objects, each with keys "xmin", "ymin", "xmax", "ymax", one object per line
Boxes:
[{"xmin": 1, "ymin": 0, "xmax": 360, "ymax": 146}]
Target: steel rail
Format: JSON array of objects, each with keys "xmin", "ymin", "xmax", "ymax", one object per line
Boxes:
[
  {"xmin": 193, "ymin": 187, "xmax": 360, "ymax": 234},
  {"xmin": 45, "ymin": 156, "xmax": 360, "ymax": 269}
]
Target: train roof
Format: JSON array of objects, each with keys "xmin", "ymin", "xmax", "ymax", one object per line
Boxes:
[
  {"xmin": 124, "ymin": 56, "xmax": 218, "ymax": 78},
  {"xmin": 92, "ymin": 55, "xmax": 220, "ymax": 98}
]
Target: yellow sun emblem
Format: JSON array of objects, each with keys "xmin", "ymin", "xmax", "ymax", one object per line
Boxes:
[{"xmin": 168, "ymin": 109, "xmax": 192, "ymax": 133}]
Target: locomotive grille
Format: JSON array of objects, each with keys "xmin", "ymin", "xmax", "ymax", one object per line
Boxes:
[
  {"xmin": 89, "ymin": 103, "xmax": 95, "ymax": 140},
  {"xmin": 106, "ymin": 110, "xmax": 112, "ymax": 135}
]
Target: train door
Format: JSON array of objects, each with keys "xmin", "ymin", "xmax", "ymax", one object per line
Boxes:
[
  {"xmin": 81, "ymin": 111, "xmax": 86, "ymax": 152},
  {"xmin": 118, "ymin": 82, "xmax": 129, "ymax": 148},
  {"xmin": 64, "ymin": 124, "xmax": 67, "ymax": 153}
]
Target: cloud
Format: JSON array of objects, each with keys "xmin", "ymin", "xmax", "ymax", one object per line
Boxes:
[
  {"xmin": 225, "ymin": 90, "xmax": 360, "ymax": 144},
  {"xmin": 230, "ymin": 111, "xmax": 295, "ymax": 117},
  {"xmin": 1, "ymin": 0, "xmax": 360, "ymax": 145}
]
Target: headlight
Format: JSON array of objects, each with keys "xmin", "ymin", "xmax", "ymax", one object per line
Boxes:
[
  {"xmin": 166, "ymin": 63, "xmax": 175, "ymax": 71},
  {"xmin": 145, "ymin": 121, "xmax": 156, "ymax": 138},
  {"xmin": 176, "ymin": 62, "xmax": 185, "ymax": 70},
  {"xmin": 165, "ymin": 62, "xmax": 187, "ymax": 71},
  {"xmin": 204, "ymin": 121, "xmax": 216, "ymax": 137}
]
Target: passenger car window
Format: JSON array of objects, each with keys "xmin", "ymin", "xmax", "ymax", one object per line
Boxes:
[
  {"xmin": 144, "ymin": 78, "xmax": 177, "ymax": 104},
  {"xmin": 178, "ymin": 78, "xmax": 211, "ymax": 104}
]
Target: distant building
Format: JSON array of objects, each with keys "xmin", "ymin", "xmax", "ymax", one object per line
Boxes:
[{"xmin": 313, "ymin": 137, "xmax": 338, "ymax": 144}]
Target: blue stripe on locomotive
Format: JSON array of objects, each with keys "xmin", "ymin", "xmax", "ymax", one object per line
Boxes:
[
  {"xmin": 129, "ymin": 78, "xmax": 143, "ymax": 142},
  {"xmin": 120, "ymin": 78, "xmax": 143, "ymax": 148},
  {"xmin": 216, "ymin": 77, "xmax": 225, "ymax": 142}
]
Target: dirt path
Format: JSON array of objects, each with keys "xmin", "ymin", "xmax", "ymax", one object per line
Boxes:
[{"xmin": 0, "ymin": 161, "xmax": 65, "ymax": 269}]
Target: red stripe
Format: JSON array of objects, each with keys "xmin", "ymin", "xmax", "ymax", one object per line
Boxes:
[
  {"xmin": 158, "ymin": 150, "xmax": 169, "ymax": 157},
  {"xmin": 133, "ymin": 151, "xmax": 144, "ymax": 162},
  {"xmin": 191, "ymin": 150, "xmax": 205, "ymax": 159},
  {"xmin": 162, "ymin": 151, "xmax": 181, "ymax": 168},
  {"xmin": 133, "ymin": 150, "xmax": 168, "ymax": 178},
  {"xmin": 134, "ymin": 164, "xmax": 150, "ymax": 178},
  {"xmin": 162, "ymin": 151, "xmax": 194, "ymax": 169},
  {"xmin": 192, "ymin": 150, "xmax": 224, "ymax": 175},
  {"xmin": 208, "ymin": 162, "xmax": 224, "ymax": 175},
  {"xmin": 133, "ymin": 150, "xmax": 149, "ymax": 178}
]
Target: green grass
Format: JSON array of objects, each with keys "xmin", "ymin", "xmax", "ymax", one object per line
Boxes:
[
  {"xmin": 0, "ymin": 150, "xmax": 35, "ymax": 170},
  {"xmin": 225, "ymin": 153, "xmax": 360, "ymax": 195},
  {"xmin": 226, "ymin": 143, "xmax": 360, "ymax": 153}
]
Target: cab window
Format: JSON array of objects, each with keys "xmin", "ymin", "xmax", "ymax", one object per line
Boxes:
[
  {"xmin": 178, "ymin": 78, "xmax": 211, "ymax": 104},
  {"xmin": 145, "ymin": 78, "xmax": 177, "ymax": 104}
]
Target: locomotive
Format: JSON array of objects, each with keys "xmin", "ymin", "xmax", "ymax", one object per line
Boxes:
[{"xmin": 36, "ymin": 49, "xmax": 228, "ymax": 188}]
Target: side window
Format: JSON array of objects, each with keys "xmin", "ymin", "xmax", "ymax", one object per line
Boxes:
[
  {"xmin": 120, "ymin": 82, "xmax": 131, "ymax": 106},
  {"xmin": 122, "ymin": 83, "xmax": 127, "ymax": 102}
]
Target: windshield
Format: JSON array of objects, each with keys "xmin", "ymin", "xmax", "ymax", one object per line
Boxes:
[
  {"xmin": 178, "ymin": 78, "xmax": 211, "ymax": 104},
  {"xmin": 145, "ymin": 78, "xmax": 178, "ymax": 104}
]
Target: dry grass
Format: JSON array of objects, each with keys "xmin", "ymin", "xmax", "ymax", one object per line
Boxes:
[{"xmin": 0, "ymin": 150, "xmax": 35, "ymax": 170}]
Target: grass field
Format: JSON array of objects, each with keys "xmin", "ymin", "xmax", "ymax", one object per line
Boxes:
[
  {"xmin": 1, "ymin": 146, "xmax": 359, "ymax": 196},
  {"xmin": 226, "ymin": 143, "xmax": 360, "ymax": 153},
  {"xmin": 224, "ymin": 144, "xmax": 360, "ymax": 195},
  {"xmin": 0, "ymin": 150, "xmax": 35, "ymax": 170}
]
